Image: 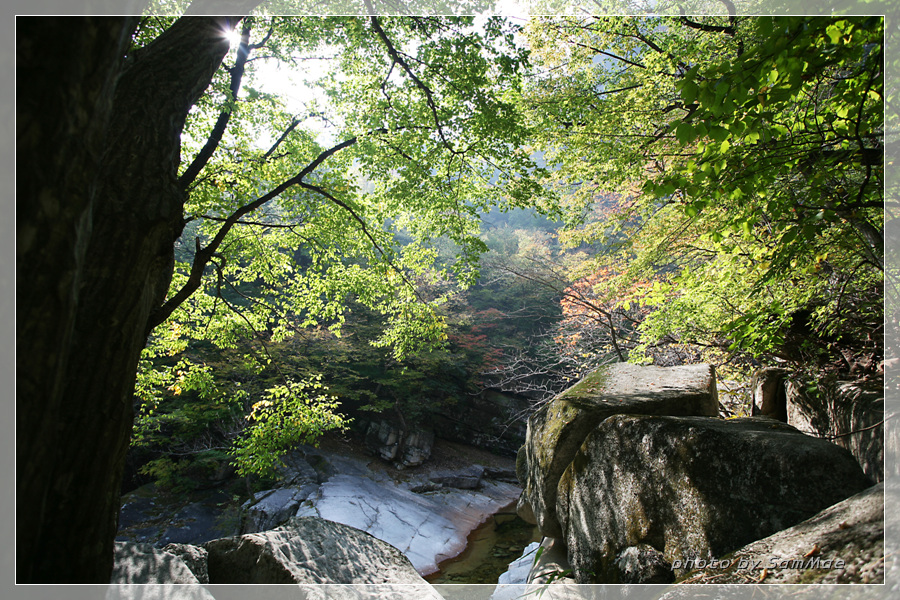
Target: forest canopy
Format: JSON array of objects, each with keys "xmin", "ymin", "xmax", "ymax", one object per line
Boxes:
[{"xmin": 130, "ymin": 13, "xmax": 885, "ymax": 482}]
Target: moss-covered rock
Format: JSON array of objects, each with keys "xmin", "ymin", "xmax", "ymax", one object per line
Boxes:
[
  {"xmin": 557, "ymin": 415, "xmax": 874, "ymax": 583},
  {"xmin": 518, "ymin": 363, "xmax": 719, "ymax": 538}
]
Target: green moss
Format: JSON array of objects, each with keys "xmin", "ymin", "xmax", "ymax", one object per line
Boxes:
[
  {"xmin": 559, "ymin": 366, "xmax": 612, "ymax": 400},
  {"xmin": 534, "ymin": 401, "xmax": 581, "ymax": 468},
  {"xmin": 796, "ymin": 568, "xmax": 829, "ymax": 584}
]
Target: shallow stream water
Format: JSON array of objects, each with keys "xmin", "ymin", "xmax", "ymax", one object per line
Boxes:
[{"xmin": 425, "ymin": 501, "xmax": 541, "ymax": 584}]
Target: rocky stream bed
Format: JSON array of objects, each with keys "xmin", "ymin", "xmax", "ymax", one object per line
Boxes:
[
  {"xmin": 116, "ymin": 433, "xmax": 535, "ymax": 586},
  {"xmin": 113, "ymin": 363, "xmax": 890, "ymax": 595}
]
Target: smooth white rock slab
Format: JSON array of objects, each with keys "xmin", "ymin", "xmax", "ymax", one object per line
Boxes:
[{"xmin": 296, "ymin": 473, "xmax": 521, "ymax": 575}]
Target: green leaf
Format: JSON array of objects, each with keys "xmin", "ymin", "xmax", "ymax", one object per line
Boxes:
[
  {"xmin": 675, "ymin": 122, "xmax": 694, "ymax": 145},
  {"xmin": 826, "ymin": 24, "xmax": 842, "ymax": 44},
  {"xmin": 681, "ymin": 79, "xmax": 699, "ymax": 105}
]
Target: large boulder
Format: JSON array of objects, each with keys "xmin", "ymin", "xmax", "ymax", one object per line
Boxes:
[
  {"xmin": 678, "ymin": 483, "xmax": 884, "ymax": 584},
  {"xmin": 161, "ymin": 543, "xmax": 209, "ymax": 583},
  {"xmin": 110, "ymin": 540, "xmax": 201, "ymax": 584},
  {"xmin": 518, "ymin": 363, "xmax": 719, "ymax": 538},
  {"xmin": 204, "ymin": 516, "xmax": 438, "ymax": 592},
  {"xmin": 557, "ymin": 415, "xmax": 873, "ymax": 583}
]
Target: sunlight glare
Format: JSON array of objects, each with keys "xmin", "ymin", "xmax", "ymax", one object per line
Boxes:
[{"xmin": 224, "ymin": 27, "xmax": 243, "ymax": 48}]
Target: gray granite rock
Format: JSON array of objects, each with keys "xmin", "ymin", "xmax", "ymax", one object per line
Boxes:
[
  {"xmin": 519, "ymin": 362, "xmax": 719, "ymax": 538},
  {"xmin": 786, "ymin": 378, "xmax": 885, "ymax": 482},
  {"xmin": 615, "ymin": 544, "xmax": 674, "ymax": 583},
  {"xmin": 678, "ymin": 483, "xmax": 885, "ymax": 584},
  {"xmin": 557, "ymin": 415, "xmax": 874, "ymax": 583},
  {"xmin": 204, "ymin": 516, "xmax": 439, "ymax": 593},
  {"xmin": 241, "ymin": 485, "xmax": 317, "ymax": 533},
  {"xmin": 161, "ymin": 542, "xmax": 208, "ymax": 583},
  {"xmin": 110, "ymin": 541, "xmax": 199, "ymax": 584}
]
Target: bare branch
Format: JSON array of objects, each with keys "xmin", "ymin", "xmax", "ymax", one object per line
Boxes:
[{"xmin": 261, "ymin": 118, "xmax": 300, "ymax": 161}]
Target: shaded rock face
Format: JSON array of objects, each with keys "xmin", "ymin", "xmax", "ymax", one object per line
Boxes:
[
  {"xmin": 204, "ymin": 516, "xmax": 438, "ymax": 590},
  {"xmin": 750, "ymin": 367, "xmax": 789, "ymax": 420},
  {"xmin": 116, "ymin": 484, "xmax": 240, "ymax": 547},
  {"xmin": 679, "ymin": 483, "xmax": 884, "ymax": 584},
  {"xmin": 429, "ymin": 389, "xmax": 532, "ymax": 458},
  {"xmin": 519, "ymin": 363, "xmax": 719, "ymax": 538},
  {"xmin": 786, "ymin": 379, "xmax": 884, "ymax": 482},
  {"xmin": 749, "ymin": 368, "xmax": 884, "ymax": 482},
  {"xmin": 110, "ymin": 541, "xmax": 201, "ymax": 584},
  {"xmin": 364, "ymin": 420, "xmax": 435, "ymax": 468},
  {"xmin": 557, "ymin": 415, "xmax": 874, "ymax": 583}
]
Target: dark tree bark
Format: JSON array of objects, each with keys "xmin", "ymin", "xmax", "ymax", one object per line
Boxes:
[{"xmin": 17, "ymin": 15, "xmax": 238, "ymax": 583}]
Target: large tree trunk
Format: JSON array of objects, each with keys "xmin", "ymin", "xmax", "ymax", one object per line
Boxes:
[{"xmin": 17, "ymin": 16, "xmax": 235, "ymax": 583}]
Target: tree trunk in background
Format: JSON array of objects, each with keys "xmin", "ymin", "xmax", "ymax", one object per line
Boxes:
[{"xmin": 17, "ymin": 16, "xmax": 235, "ymax": 582}]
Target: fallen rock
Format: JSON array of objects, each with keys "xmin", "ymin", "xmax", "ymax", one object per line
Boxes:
[
  {"xmin": 519, "ymin": 362, "xmax": 719, "ymax": 538},
  {"xmin": 557, "ymin": 415, "xmax": 873, "ymax": 583},
  {"xmin": 484, "ymin": 465, "xmax": 519, "ymax": 483},
  {"xmin": 161, "ymin": 543, "xmax": 209, "ymax": 583},
  {"xmin": 430, "ymin": 464, "xmax": 484, "ymax": 489},
  {"xmin": 241, "ymin": 485, "xmax": 317, "ymax": 533},
  {"xmin": 678, "ymin": 483, "xmax": 884, "ymax": 584},
  {"xmin": 110, "ymin": 541, "xmax": 200, "ymax": 584},
  {"xmin": 204, "ymin": 516, "xmax": 438, "ymax": 592}
]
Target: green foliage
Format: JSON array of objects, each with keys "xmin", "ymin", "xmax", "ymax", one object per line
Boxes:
[
  {"xmin": 137, "ymin": 449, "xmax": 233, "ymax": 494},
  {"xmin": 130, "ymin": 15, "xmax": 563, "ymax": 485},
  {"xmin": 521, "ymin": 15, "xmax": 883, "ymax": 373},
  {"xmin": 229, "ymin": 375, "xmax": 348, "ymax": 479}
]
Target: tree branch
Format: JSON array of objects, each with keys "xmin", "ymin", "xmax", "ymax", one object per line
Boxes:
[
  {"xmin": 148, "ymin": 132, "xmax": 375, "ymax": 333},
  {"xmin": 679, "ymin": 16, "xmax": 736, "ymax": 36},
  {"xmin": 179, "ymin": 17, "xmax": 253, "ymax": 190},
  {"xmin": 261, "ymin": 118, "xmax": 301, "ymax": 161},
  {"xmin": 366, "ymin": 10, "xmax": 461, "ymax": 155}
]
